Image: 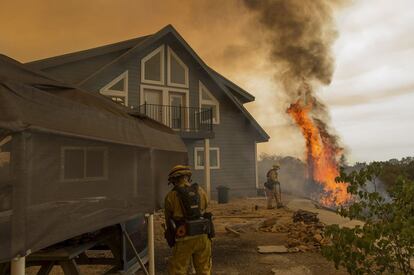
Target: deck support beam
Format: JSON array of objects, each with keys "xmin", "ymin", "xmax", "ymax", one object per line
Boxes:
[
  {"xmin": 11, "ymin": 256, "xmax": 25, "ymax": 275},
  {"xmin": 204, "ymin": 138, "xmax": 211, "ymax": 201},
  {"xmin": 146, "ymin": 213, "xmax": 155, "ymax": 275}
]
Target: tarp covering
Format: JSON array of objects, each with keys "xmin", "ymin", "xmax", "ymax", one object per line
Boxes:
[
  {"xmin": 0, "ymin": 54, "xmax": 186, "ymax": 153},
  {"xmin": 0, "ymin": 55, "xmax": 187, "ymax": 262}
]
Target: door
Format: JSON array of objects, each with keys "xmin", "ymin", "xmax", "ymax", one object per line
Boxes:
[
  {"xmin": 169, "ymin": 93, "xmax": 185, "ymax": 130},
  {"xmin": 143, "ymin": 88, "xmax": 163, "ymax": 123}
]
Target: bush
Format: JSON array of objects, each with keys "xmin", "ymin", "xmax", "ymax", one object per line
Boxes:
[{"xmin": 322, "ymin": 163, "xmax": 414, "ymax": 274}]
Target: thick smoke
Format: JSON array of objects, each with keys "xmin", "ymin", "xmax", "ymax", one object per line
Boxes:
[
  {"xmin": 243, "ymin": 0, "xmax": 350, "ymax": 202},
  {"xmin": 242, "ymin": 0, "xmax": 344, "ymax": 96},
  {"xmin": 242, "ymin": 0, "xmax": 347, "ymax": 151}
]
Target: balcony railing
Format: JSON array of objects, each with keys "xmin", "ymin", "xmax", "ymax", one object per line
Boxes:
[{"xmin": 137, "ymin": 104, "xmax": 213, "ymax": 135}]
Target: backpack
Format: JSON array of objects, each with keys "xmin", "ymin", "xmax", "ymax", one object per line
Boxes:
[{"xmin": 173, "ymin": 183, "xmax": 202, "ymax": 220}]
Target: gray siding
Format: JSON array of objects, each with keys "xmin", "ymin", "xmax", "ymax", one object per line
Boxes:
[{"xmin": 36, "ymin": 34, "xmax": 261, "ymax": 199}]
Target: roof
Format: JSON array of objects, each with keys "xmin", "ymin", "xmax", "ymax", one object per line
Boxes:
[
  {"xmin": 26, "ymin": 25, "xmax": 269, "ymax": 142},
  {"xmin": 209, "ymin": 69, "xmax": 255, "ymax": 103},
  {"xmin": 0, "ymin": 54, "xmax": 187, "ymax": 152},
  {"xmin": 26, "ymin": 36, "xmax": 150, "ymax": 70}
]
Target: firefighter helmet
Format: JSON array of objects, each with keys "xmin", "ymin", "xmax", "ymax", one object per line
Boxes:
[{"xmin": 168, "ymin": 165, "xmax": 192, "ymax": 180}]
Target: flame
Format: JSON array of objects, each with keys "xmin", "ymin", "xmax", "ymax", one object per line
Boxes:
[{"xmin": 286, "ymin": 90, "xmax": 350, "ymax": 207}]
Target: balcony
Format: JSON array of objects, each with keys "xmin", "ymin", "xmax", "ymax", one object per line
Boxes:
[{"xmin": 136, "ymin": 104, "xmax": 214, "ymax": 139}]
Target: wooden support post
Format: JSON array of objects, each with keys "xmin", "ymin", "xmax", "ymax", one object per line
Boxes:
[
  {"xmin": 204, "ymin": 138, "xmax": 211, "ymax": 201},
  {"xmin": 11, "ymin": 256, "xmax": 25, "ymax": 275},
  {"xmin": 146, "ymin": 214, "xmax": 155, "ymax": 275}
]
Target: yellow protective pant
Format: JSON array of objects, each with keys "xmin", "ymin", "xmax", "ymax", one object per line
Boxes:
[
  {"xmin": 265, "ymin": 188, "xmax": 281, "ymax": 209},
  {"xmin": 167, "ymin": 234, "xmax": 212, "ymax": 275}
]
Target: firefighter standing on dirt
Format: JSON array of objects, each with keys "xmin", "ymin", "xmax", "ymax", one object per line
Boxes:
[
  {"xmin": 264, "ymin": 164, "xmax": 283, "ymax": 209},
  {"xmin": 164, "ymin": 165, "xmax": 214, "ymax": 275}
]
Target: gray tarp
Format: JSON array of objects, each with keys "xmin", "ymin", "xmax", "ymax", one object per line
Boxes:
[
  {"xmin": 0, "ymin": 55, "xmax": 187, "ymax": 262},
  {"xmin": 0, "ymin": 54, "xmax": 186, "ymax": 152}
]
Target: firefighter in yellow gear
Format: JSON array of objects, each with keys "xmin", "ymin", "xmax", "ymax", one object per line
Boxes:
[
  {"xmin": 164, "ymin": 165, "xmax": 213, "ymax": 275},
  {"xmin": 264, "ymin": 164, "xmax": 282, "ymax": 209}
]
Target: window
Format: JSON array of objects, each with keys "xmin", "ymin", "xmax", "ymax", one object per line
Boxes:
[
  {"xmin": 61, "ymin": 147, "xmax": 108, "ymax": 181},
  {"xmin": 0, "ymin": 134, "xmax": 12, "ymax": 212},
  {"xmin": 100, "ymin": 71, "xmax": 128, "ymax": 106},
  {"xmin": 141, "ymin": 45, "xmax": 165, "ymax": 85},
  {"xmin": 194, "ymin": 147, "xmax": 220, "ymax": 170},
  {"xmin": 167, "ymin": 47, "xmax": 189, "ymax": 88},
  {"xmin": 0, "ymin": 135, "xmax": 11, "ymax": 180},
  {"xmin": 199, "ymin": 82, "xmax": 220, "ymax": 124},
  {"xmin": 140, "ymin": 85, "xmax": 189, "ymax": 128}
]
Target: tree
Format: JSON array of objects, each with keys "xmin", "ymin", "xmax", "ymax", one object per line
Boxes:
[{"xmin": 322, "ymin": 162, "xmax": 414, "ymax": 274}]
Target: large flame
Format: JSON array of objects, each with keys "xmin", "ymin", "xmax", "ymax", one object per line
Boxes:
[{"xmin": 286, "ymin": 90, "xmax": 350, "ymax": 207}]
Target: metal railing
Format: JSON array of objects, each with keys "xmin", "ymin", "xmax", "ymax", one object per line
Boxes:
[{"xmin": 138, "ymin": 103, "xmax": 213, "ymax": 133}]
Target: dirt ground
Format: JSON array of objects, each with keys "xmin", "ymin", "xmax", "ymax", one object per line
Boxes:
[
  {"xmin": 27, "ymin": 195, "xmax": 348, "ymax": 274},
  {"xmin": 145, "ymin": 194, "xmax": 348, "ymax": 275}
]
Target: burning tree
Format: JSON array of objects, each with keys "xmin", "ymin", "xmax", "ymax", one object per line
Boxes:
[
  {"xmin": 286, "ymin": 82, "xmax": 350, "ymax": 207},
  {"xmin": 242, "ymin": 0, "xmax": 351, "ymax": 207}
]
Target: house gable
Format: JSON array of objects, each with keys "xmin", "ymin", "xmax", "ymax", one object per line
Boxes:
[
  {"xmin": 26, "ymin": 25, "xmax": 269, "ymax": 142},
  {"xmin": 80, "ymin": 25, "xmax": 269, "ymax": 142}
]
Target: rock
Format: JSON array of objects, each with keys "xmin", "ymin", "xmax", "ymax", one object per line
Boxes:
[
  {"xmin": 257, "ymin": 245, "xmax": 288, "ymax": 254},
  {"xmin": 410, "ymin": 257, "xmax": 414, "ymax": 270},
  {"xmin": 293, "ymin": 209, "xmax": 319, "ymax": 224},
  {"xmin": 287, "ymin": 247, "xmax": 300, "ymax": 253},
  {"xmin": 259, "ymin": 255, "xmax": 291, "ymax": 265},
  {"xmin": 260, "ymin": 218, "xmax": 278, "ymax": 227}
]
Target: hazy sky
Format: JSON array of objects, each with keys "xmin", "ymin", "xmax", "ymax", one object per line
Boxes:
[{"xmin": 0, "ymin": 0, "xmax": 412, "ymax": 163}]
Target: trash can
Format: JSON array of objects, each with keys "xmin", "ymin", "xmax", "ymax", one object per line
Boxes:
[{"xmin": 216, "ymin": 185, "xmax": 229, "ymax": 204}]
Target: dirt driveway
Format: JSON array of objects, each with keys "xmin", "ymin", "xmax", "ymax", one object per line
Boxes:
[{"xmin": 150, "ymin": 195, "xmax": 348, "ymax": 275}]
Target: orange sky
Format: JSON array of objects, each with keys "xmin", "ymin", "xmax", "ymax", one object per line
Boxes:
[
  {"xmin": 0, "ymin": 1, "xmax": 253, "ymax": 69},
  {"xmin": 1, "ymin": 0, "xmax": 413, "ymax": 162},
  {"xmin": 1, "ymin": 0, "xmax": 303, "ymax": 157}
]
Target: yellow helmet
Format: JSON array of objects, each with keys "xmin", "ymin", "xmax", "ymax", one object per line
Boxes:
[
  {"xmin": 272, "ymin": 164, "xmax": 280, "ymax": 170},
  {"xmin": 168, "ymin": 165, "xmax": 192, "ymax": 180}
]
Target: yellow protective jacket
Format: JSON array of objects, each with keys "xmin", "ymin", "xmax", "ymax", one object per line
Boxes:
[{"xmin": 164, "ymin": 182, "xmax": 209, "ymax": 240}]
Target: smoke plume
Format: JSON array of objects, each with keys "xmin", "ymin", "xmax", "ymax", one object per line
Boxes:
[
  {"xmin": 242, "ymin": 0, "xmax": 347, "ymax": 150},
  {"xmin": 242, "ymin": 0, "xmax": 344, "ymax": 95},
  {"xmin": 242, "ymin": 0, "xmax": 350, "ymax": 205}
]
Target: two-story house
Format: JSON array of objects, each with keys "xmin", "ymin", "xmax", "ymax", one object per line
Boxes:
[{"xmin": 26, "ymin": 25, "xmax": 269, "ymax": 199}]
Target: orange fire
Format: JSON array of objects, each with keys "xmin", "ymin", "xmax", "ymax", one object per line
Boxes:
[{"xmin": 287, "ymin": 97, "xmax": 350, "ymax": 207}]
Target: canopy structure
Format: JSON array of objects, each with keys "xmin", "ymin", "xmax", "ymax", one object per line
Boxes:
[{"xmin": 0, "ymin": 55, "xmax": 187, "ymax": 262}]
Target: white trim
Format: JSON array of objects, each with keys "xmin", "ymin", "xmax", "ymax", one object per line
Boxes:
[
  {"xmin": 194, "ymin": 147, "xmax": 220, "ymax": 170},
  {"xmin": 167, "ymin": 46, "xmax": 189, "ymax": 88},
  {"xmin": 199, "ymin": 81, "xmax": 220, "ymax": 124},
  {"xmin": 141, "ymin": 45, "xmax": 165, "ymax": 85},
  {"xmin": 255, "ymin": 143, "xmax": 259, "ymax": 189},
  {"xmin": 140, "ymin": 84, "xmax": 190, "ymax": 129},
  {"xmin": 140, "ymin": 84, "xmax": 165, "ymax": 107},
  {"xmin": 60, "ymin": 146, "xmax": 108, "ymax": 182},
  {"xmin": 99, "ymin": 71, "xmax": 129, "ymax": 106}
]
